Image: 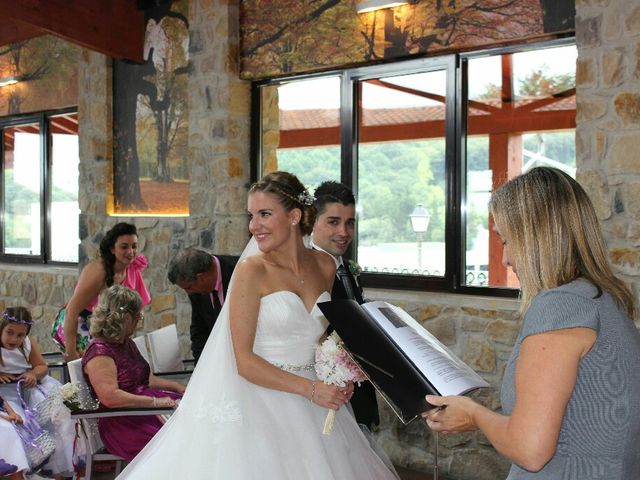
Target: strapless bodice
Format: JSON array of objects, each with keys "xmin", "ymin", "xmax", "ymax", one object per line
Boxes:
[{"xmin": 253, "ymin": 290, "xmax": 331, "ymax": 369}]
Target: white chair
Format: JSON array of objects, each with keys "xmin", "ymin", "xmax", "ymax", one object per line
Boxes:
[
  {"xmin": 147, "ymin": 324, "xmax": 191, "ymax": 374},
  {"xmin": 67, "ymin": 359, "xmax": 173, "ymax": 479},
  {"xmin": 132, "ymin": 335, "xmax": 150, "ymax": 363}
]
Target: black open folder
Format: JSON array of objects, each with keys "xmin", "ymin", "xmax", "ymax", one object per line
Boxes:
[{"xmin": 318, "ymin": 299, "xmax": 489, "ymax": 425}]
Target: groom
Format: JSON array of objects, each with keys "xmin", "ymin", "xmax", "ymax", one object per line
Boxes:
[{"xmin": 311, "ymin": 181, "xmax": 379, "ymax": 429}]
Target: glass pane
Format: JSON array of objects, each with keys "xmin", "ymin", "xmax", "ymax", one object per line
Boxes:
[
  {"xmin": 50, "ymin": 113, "xmax": 80, "ymax": 263},
  {"xmin": 464, "ymin": 44, "xmax": 577, "ymax": 288},
  {"xmin": 357, "ymin": 70, "xmax": 447, "ymax": 276},
  {"xmin": 3, "ymin": 123, "xmax": 41, "ymax": 255},
  {"xmin": 260, "ymin": 76, "xmax": 341, "ymax": 190}
]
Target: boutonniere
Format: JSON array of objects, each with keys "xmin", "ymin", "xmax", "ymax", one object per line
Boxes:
[{"xmin": 347, "ymin": 259, "xmax": 362, "ymax": 278}]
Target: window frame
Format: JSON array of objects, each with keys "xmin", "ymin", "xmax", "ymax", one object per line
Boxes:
[
  {"xmin": 0, "ymin": 107, "xmax": 78, "ymax": 266},
  {"xmin": 251, "ymin": 36, "xmax": 575, "ymax": 297}
]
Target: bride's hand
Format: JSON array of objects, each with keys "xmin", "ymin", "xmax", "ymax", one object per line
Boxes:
[{"xmin": 311, "ymin": 382, "xmax": 353, "ymax": 411}]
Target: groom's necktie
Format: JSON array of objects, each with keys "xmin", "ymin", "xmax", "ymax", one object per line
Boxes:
[{"xmin": 336, "ymin": 264, "xmax": 356, "ymax": 300}]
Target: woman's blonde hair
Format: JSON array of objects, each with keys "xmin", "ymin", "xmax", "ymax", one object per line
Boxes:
[
  {"xmin": 489, "ymin": 167, "xmax": 636, "ymax": 318},
  {"xmin": 89, "ymin": 285, "xmax": 142, "ymax": 343}
]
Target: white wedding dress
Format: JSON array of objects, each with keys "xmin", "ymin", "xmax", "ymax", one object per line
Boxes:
[{"xmin": 118, "ymin": 239, "xmax": 397, "ymax": 479}]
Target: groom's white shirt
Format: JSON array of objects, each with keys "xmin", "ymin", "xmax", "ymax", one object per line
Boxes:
[{"xmin": 309, "ymin": 238, "xmax": 342, "ymax": 268}]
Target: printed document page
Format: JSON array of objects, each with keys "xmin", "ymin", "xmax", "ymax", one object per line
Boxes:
[{"xmin": 362, "ymin": 301, "xmax": 489, "ymax": 396}]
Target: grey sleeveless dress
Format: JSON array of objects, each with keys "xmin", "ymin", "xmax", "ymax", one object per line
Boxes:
[{"xmin": 501, "ymin": 278, "xmax": 640, "ymax": 479}]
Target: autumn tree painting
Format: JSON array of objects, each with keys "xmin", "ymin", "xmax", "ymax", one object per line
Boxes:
[
  {"xmin": 240, "ymin": 0, "xmax": 574, "ymax": 80},
  {"xmin": 113, "ymin": 0, "xmax": 189, "ymax": 214},
  {"xmin": 0, "ymin": 37, "xmax": 79, "ymax": 116}
]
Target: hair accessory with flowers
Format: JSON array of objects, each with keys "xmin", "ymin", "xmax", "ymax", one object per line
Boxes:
[
  {"xmin": 2, "ymin": 311, "xmax": 34, "ymax": 326},
  {"xmin": 314, "ymin": 331, "xmax": 366, "ymax": 434},
  {"xmin": 297, "ymin": 191, "xmax": 315, "ymax": 206}
]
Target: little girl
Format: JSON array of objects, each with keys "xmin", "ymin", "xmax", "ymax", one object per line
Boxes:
[
  {"xmin": 0, "ymin": 394, "xmax": 27, "ymax": 479},
  {"xmin": 0, "ymin": 307, "xmax": 75, "ymax": 479}
]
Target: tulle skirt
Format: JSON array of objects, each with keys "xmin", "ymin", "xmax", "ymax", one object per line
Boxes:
[
  {"xmin": 0, "ymin": 375, "xmax": 75, "ymax": 477},
  {"xmin": 118, "ymin": 370, "xmax": 397, "ymax": 479}
]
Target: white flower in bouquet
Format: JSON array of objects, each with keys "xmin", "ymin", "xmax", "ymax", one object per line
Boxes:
[
  {"xmin": 60, "ymin": 382, "xmax": 80, "ymax": 402},
  {"xmin": 60, "ymin": 381, "xmax": 99, "ymax": 413},
  {"xmin": 315, "ymin": 331, "xmax": 366, "ymax": 434}
]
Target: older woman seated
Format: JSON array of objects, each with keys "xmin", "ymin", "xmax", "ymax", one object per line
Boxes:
[{"xmin": 82, "ymin": 285, "xmax": 185, "ymax": 461}]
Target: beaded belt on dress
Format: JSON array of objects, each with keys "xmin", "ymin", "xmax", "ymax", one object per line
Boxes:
[{"xmin": 271, "ymin": 361, "xmax": 314, "ymax": 373}]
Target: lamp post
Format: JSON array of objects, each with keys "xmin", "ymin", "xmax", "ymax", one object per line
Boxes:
[{"xmin": 409, "ymin": 203, "xmax": 430, "ymax": 271}]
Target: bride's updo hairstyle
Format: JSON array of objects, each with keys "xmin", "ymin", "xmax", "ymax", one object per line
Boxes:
[{"xmin": 250, "ymin": 171, "xmax": 317, "ymax": 235}]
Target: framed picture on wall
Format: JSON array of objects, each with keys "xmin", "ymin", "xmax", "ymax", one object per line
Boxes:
[{"xmin": 113, "ymin": 0, "xmax": 190, "ymax": 215}]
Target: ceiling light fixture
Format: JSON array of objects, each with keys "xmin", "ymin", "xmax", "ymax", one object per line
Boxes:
[
  {"xmin": 356, "ymin": 0, "xmax": 412, "ymax": 14},
  {"xmin": 0, "ymin": 76, "xmax": 19, "ymax": 87}
]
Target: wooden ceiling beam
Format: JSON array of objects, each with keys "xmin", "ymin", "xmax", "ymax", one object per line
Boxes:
[
  {"xmin": 51, "ymin": 115, "xmax": 79, "ymax": 135},
  {"xmin": 0, "ymin": 19, "xmax": 43, "ymax": 47},
  {"xmin": 278, "ymin": 110, "xmax": 575, "ymax": 148},
  {"xmin": 0, "ymin": 0, "xmax": 145, "ymax": 62}
]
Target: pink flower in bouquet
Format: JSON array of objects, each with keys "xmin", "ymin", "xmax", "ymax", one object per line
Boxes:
[
  {"xmin": 315, "ymin": 331, "xmax": 366, "ymax": 386},
  {"xmin": 315, "ymin": 332, "xmax": 366, "ymax": 434}
]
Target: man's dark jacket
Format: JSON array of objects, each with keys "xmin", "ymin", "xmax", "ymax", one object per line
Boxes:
[{"xmin": 189, "ymin": 255, "xmax": 239, "ymax": 363}]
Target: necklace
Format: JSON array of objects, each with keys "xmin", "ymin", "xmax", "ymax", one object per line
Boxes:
[
  {"xmin": 288, "ymin": 267, "xmax": 305, "ymax": 285},
  {"xmin": 291, "ymin": 270, "xmax": 304, "ymax": 284}
]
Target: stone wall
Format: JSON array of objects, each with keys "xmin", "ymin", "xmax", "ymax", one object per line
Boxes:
[
  {"xmin": 1, "ymin": 1, "xmax": 640, "ymax": 479},
  {"xmin": 42, "ymin": 0, "xmax": 250, "ymax": 354},
  {"xmin": 575, "ymin": 0, "xmax": 640, "ymax": 309}
]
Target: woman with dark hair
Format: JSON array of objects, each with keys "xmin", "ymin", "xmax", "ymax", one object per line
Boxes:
[
  {"xmin": 52, "ymin": 222, "xmax": 151, "ymax": 361},
  {"xmin": 423, "ymin": 167, "xmax": 640, "ymax": 479},
  {"xmin": 118, "ymin": 171, "xmax": 397, "ymax": 479}
]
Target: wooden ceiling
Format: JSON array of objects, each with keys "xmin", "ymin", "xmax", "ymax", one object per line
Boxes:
[{"xmin": 0, "ymin": 0, "xmax": 146, "ymax": 62}]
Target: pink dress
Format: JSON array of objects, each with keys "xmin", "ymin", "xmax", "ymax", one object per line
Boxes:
[
  {"xmin": 51, "ymin": 255, "xmax": 151, "ymax": 354},
  {"xmin": 84, "ymin": 255, "xmax": 151, "ymax": 311},
  {"xmin": 81, "ymin": 338, "xmax": 181, "ymax": 461}
]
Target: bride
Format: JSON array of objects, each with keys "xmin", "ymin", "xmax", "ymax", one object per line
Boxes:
[{"xmin": 118, "ymin": 171, "xmax": 397, "ymax": 479}]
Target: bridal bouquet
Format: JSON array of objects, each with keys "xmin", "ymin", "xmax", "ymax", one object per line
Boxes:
[{"xmin": 315, "ymin": 331, "xmax": 366, "ymax": 434}]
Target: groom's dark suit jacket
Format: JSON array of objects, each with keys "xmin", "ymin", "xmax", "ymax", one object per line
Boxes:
[
  {"xmin": 188, "ymin": 255, "xmax": 239, "ymax": 363},
  {"xmin": 332, "ymin": 260, "xmax": 380, "ymax": 429}
]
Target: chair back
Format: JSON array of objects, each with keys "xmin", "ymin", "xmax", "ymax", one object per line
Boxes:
[
  {"xmin": 67, "ymin": 359, "xmax": 105, "ymax": 456},
  {"xmin": 132, "ymin": 335, "xmax": 150, "ymax": 363},
  {"xmin": 147, "ymin": 324, "xmax": 183, "ymax": 373}
]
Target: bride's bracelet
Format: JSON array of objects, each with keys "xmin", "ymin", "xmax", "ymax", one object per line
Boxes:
[{"xmin": 309, "ymin": 381, "xmax": 316, "ymax": 403}]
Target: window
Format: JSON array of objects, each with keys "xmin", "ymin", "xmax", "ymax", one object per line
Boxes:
[
  {"xmin": 463, "ymin": 44, "xmax": 577, "ymax": 290},
  {"xmin": 258, "ymin": 75, "xmax": 342, "ymax": 186},
  {"xmin": 253, "ymin": 40, "xmax": 576, "ymax": 294},
  {"xmin": 1, "ymin": 109, "xmax": 79, "ymax": 264}
]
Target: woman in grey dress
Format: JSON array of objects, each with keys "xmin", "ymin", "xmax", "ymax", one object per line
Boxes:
[{"xmin": 423, "ymin": 167, "xmax": 640, "ymax": 479}]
